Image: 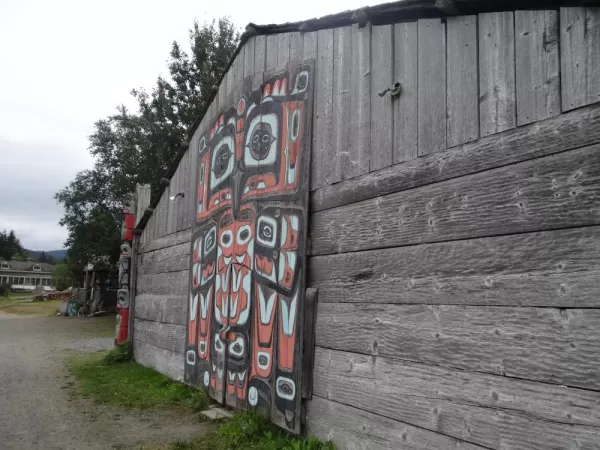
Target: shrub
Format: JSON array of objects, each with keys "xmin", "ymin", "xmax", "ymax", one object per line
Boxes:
[{"xmin": 103, "ymin": 341, "xmax": 133, "ymax": 364}]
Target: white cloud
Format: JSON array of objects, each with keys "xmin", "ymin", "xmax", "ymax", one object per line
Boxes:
[{"xmin": 0, "ymin": 0, "xmax": 384, "ymax": 250}]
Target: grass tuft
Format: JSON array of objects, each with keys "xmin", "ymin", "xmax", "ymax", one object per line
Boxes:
[
  {"xmin": 68, "ymin": 351, "xmax": 208, "ymax": 412},
  {"xmin": 164, "ymin": 412, "xmax": 336, "ymax": 450}
]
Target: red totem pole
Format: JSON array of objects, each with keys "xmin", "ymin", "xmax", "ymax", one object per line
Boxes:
[{"xmin": 116, "ymin": 192, "xmax": 136, "ymax": 345}]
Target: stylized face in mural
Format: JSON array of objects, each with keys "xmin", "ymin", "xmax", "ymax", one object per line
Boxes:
[{"xmin": 186, "ymin": 64, "xmax": 312, "ymax": 434}]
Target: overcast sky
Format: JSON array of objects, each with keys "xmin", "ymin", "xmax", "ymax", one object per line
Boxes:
[{"xmin": 0, "ymin": 0, "xmax": 381, "ymax": 251}]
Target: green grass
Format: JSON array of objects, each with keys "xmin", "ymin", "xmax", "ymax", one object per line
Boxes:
[
  {"xmin": 0, "ymin": 297, "xmax": 61, "ymax": 316},
  {"xmin": 156, "ymin": 413, "xmax": 336, "ymax": 450},
  {"xmin": 68, "ymin": 351, "xmax": 208, "ymax": 412}
]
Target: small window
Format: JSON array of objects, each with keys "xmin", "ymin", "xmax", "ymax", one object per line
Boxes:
[
  {"xmin": 33, "ymin": 265, "xmax": 41, "ymax": 272},
  {"xmin": 0, "ymin": 263, "xmax": 9, "ymax": 270}
]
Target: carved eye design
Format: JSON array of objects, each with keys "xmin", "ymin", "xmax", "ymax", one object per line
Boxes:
[
  {"xmin": 244, "ymin": 113, "xmax": 278, "ymax": 167},
  {"xmin": 250, "ymin": 124, "xmax": 275, "ymax": 161},
  {"xmin": 210, "ymin": 135, "xmax": 235, "ymax": 189},
  {"xmin": 257, "ymin": 216, "xmax": 277, "ymax": 247},
  {"xmin": 204, "ymin": 226, "xmax": 216, "ymax": 256},
  {"xmin": 237, "ymin": 225, "xmax": 252, "ymax": 245},
  {"xmin": 221, "ymin": 230, "xmax": 233, "ymax": 248},
  {"xmin": 291, "ymin": 70, "xmax": 309, "ymax": 95}
]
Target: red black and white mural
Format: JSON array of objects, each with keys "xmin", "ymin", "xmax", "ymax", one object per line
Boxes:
[{"xmin": 185, "ymin": 63, "xmax": 313, "ymax": 433}]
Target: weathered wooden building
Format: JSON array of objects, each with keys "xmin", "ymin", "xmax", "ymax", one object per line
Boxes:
[{"xmin": 128, "ymin": 1, "xmax": 600, "ymax": 448}]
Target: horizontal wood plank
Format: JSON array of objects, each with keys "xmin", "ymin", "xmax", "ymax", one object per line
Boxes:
[
  {"xmin": 134, "ymin": 318, "xmax": 185, "ymax": 354},
  {"xmin": 310, "ymin": 102, "xmax": 600, "ymax": 213},
  {"xmin": 308, "ymin": 226, "xmax": 600, "ymax": 307},
  {"xmin": 137, "ymin": 270, "xmax": 188, "ymax": 296},
  {"xmin": 316, "ymin": 303, "xmax": 600, "ymax": 390},
  {"xmin": 310, "ymin": 143, "xmax": 600, "ymax": 255},
  {"xmin": 134, "ymin": 340, "xmax": 184, "ymax": 381},
  {"xmin": 139, "ymin": 242, "xmax": 189, "ymax": 276},
  {"xmin": 141, "ymin": 228, "xmax": 192, "ymax": 254},
  {"xmin": 307, "ymin": 396, "xmax": 485, "ymax": 450},
  {"xmin": 313, "ymin": 347, "xmax": 600, "ymax": 449},
  {"xmin": 134, "ymin": 294, "xmax": 186, "ymax": 326}
]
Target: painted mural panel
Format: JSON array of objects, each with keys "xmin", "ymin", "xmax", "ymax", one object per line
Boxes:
[{"xmin": 185, "ymin": 62, "xmax": 313, "ymax": 433}]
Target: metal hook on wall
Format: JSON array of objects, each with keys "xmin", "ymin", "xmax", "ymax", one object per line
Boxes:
[{"xmin": 378, "ymin": 82, "xmax": 402, "ymax": 100}]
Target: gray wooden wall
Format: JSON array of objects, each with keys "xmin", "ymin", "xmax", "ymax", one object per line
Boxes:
[{"xmin": 133, "ymin": 6, "xmax": 600, "ymax": 449}]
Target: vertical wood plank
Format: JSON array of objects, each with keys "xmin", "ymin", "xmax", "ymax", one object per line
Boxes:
[
  {"xmin": 447, "ymin": 15, "xmax": 479, "ymax": 147},
  {"xmin": 243, "ymin": 37, "xmax": 255, "ymax": 77},
  {"xmin": 289, "ymin": 32, "xmax": 304, "ymax": 63},
  {"xmin": 254, "ymin": 35, "xmax": 267, "ymax": 80},
  {"xmin": 311, "ymin": 28, "xmax": 334, "ymax": 190},
  {"xmin": 277, "ymin": 32, "xmax": 291, "ymax": 70},
  {"xmin": 393, "ymin": 21, "xmax": 418, "ymax": 162},
  {"xmin": 166, "ymin": 168, "xmax": 178, "ymax": 235},
  {"xmin": 479, "ymin": 12, "xmax": 516, "ymax": 137},
  {"xmin": 265, "ymin": 34, "xmax": 279, "ymax": 71},
  {"xmin": 370, "ymin": 25, "xmax": 393, "ymax": 170},
  {"xmin": 343, "ymin": 23, "xmax": 371, "ymax": 180},
  {"xmin": 331, "ymin": 26, "xmax": 353, "ymax": 185},
  {"xmin": 184, "ymin": 140, "xmax": 196, "ymax": 230},
  {"xmin": 303, "ymin": 31, "xmax": 319, "ymax": 191},
  {"xmin": 515, "ymin": 10, "xmax": 560, "ymax": 125},
  {"xmin": 418, "ymin": 18, "xmax": 447, "ymax": 155},
  {"xmin": 561, "ymin": 7, "xmax": 600, "ymax": 112}
]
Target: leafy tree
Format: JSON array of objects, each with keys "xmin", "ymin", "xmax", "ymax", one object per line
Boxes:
[
  {"xmin": 38, "ymin": 251, "xmax": 48, "ymax": 263},
  {"xmin": 52, "ymin": 264, "xmax": 74, "ymax": 291},
  {"xmin": 0, "ymin": 230, "xmax": 24, "ymax": 260},
  {"xmin": 56, "ymin": 18, "xmax": 239, "ymax": 268}
]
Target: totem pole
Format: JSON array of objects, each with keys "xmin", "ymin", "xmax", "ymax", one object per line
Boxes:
[{"xmin": 116, "ymin": 192, "xmax": 136, "ymax": 345}]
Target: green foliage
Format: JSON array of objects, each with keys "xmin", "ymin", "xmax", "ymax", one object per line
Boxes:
[
  {"xmin": 0, "ymin": 282, "xmax": 10, "ymax": 297},
  {"xmin": 103, "ymin": 341, "xmax": 133, "ymax": 364},
  {"xmin": 68, "ymin": 351, "xmax": 208, "ymax": 412},
  {"xmin": 169, "ymin": 412, "xmax": 336, "ymax": 450},
  {"xmin": 56, "ymin": 19, "xmax": 239, "ymax": 268},
  {"xmin": 0, "ymin": 230, "xmax": 24, "ymax": 261},
  {"xmin": 52, "ymin": 263, "xmax": 75, "ymax": 291}
]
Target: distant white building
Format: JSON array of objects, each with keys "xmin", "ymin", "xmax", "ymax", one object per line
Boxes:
[{"xmin": 0, "ymin": 259, "xmax": 54, "ymax": 291}]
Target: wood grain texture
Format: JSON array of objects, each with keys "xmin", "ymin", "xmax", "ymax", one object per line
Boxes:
[
  {"xmin": 134, "ymin": 318, "xmax": 185, "ymax": 353},
  {"xmin": 166, "ymin": 170, "xmax": 177, "ymax": 235},
  {"xmin": 560, "ymin": 7, "xmax": 600, "ymax": 112},
  {"xmin": 276, "ymin": 32, "xmax": 291, "ymax": 70},
  {"xmin": 331, "ymin": 26, "xmax": 353, "ymax": 186},
  {"xmin": 310, "ymin": 143, "xmax": 600, "ymax": 255},
  {"xmin": 135, "ymin": 184, "xmax": 151, "ymax": 228},
  {"xmin": 316, "ymin": 303, "xmax": 600, "ymax": 390},
  {"xmin": 311, "ymin": 28, "xmax": 334, "ymax": 190},
  {"xmin": 243, "ymin": 37, "xmax": 255, "ymax": 76},
  {"xmin": 313, "ymin": 347, "xmax": 600, "ymax": 449},
  {"xmin": 307, "ymin": 396, "xmax": 485, "ymax": 450},
  {"xmin": 345, "ymin": 23, "xmax": 371, "ymax": 180},
  {"xmin": 134, "ymin": 294, "xmax": 186, "ymax": 326},
  {"xmin": 139, "ymin": 242, "xmax": 189, "ymax": 276},
  {"xmin": 134, "ymin": 340, "xmax": 184, "ymax": 381},
  {"xmin": 310, "ymin": 102, "xmax": 600, "ymax": 212},
  {"xmin": 265, "ymin": 34, "xmax": 279, "ymax": 71},
  {"xmin": 479, "ymin": 12, "xmax": 516, "ymax": 137},
  {"xmin": 418, "ymin": 18, "xmax": 446, "ymax": 155},
  {"xmin": 515, "ymin": 10, "xmax": 560, "ymax": 125},
  {"xmin": 289, "ymin": 32, "xmax": 303, "ymax": 63},
  {"xmin": 137, "ymin": 270, "xmax": 188, "ymax": 296},
  {"xmin": 370, "ymin": 25, "xmax": 394, "ymax": 170},
  {"xmin": 447, "ymin": 15, "xmax": 479, "ymax": 147},
  {"xmin": 393, "ymin": 21, "xmax": 418, "ymax": 163},
  {"xmin": 180, "ymin": 145, "xmax": 192, "ymax": 231},
  {"xmin": 308, "ymin": 226, "xmax": 600, "ymax": 307},
  {"xmin": 141, "ymin": 228, "xmax": 191, "ymax": 253}
]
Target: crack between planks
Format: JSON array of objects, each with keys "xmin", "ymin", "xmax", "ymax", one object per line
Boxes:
[
  {"xmin": 310, "ymin": 132, "xmax": 600, "ymax": 214},
  {"xmin": 314, "ymin": 344, "xmax": 600, "ymax": 395},
  {"xmin": 309, "ymin": 222, "xmax": 600, "ymax": 258}
]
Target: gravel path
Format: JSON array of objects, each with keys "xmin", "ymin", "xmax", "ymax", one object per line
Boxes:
[{"xmin": 0, "ymin": 313, "xmax": 211, "ymax": 449}]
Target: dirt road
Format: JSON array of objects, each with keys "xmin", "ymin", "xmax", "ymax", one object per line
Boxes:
[{"xmin": 0, "ymin": 312, "xmax": 206, "ymax": 449}]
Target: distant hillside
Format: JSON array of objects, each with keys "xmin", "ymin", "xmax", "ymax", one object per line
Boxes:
[{"xmin": 25, "ymin": 249, "xmax": 67, "ymax": 261}]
